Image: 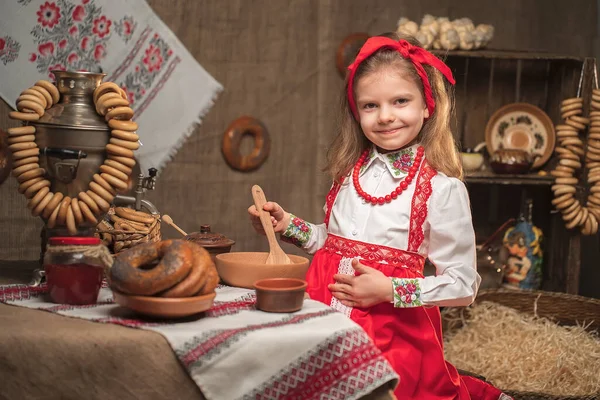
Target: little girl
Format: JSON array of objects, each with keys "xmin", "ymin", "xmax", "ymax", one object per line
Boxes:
[{"xmin": 249, "ymin": 33, "xmax": 511, "ymax": 400}]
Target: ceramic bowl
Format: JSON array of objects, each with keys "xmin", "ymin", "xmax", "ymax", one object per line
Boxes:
[
  {"xmin": 215, "ymin": 252, "xmax": 310, "ymax": 289},
  {"xmin": 112, "ymin": 291, "xmax": 216, "ymax": 318},
  {"xmin": 254, "ymin": 278, "xmax": 307, "ymax": 313},
  {"xmin": 461, "ymin": 152, "xmax": 484, "ymax": 172}
]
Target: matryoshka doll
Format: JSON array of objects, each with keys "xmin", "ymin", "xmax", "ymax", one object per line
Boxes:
[{"xmin": 502, "ymin": 199, "xmax": 543, "ymax": 289}]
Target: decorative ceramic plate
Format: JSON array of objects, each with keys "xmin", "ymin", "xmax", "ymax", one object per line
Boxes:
[
  {"xmin": 113, "ymin": 291, "xmax": 216, "ymax": 319},
  {"xmin": 485, "ymin": 103, "xmax": 555, "ymax": 169},
  {"xmin": 336, "ymin": 32, "xmax": 370, "ymax": 77}
]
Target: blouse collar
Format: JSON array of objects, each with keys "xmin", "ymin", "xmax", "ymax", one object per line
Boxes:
[{"xmin": 359, "ymin": 143, "xmax": 421, "ymax": 179}]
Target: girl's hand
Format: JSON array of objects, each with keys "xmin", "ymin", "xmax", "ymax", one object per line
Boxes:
[
  {"xmin": 328, "ymin": 259, "xmax": 393, "ymax": 308},
  {"xmin": 247, "ymin": 201, "xmax": 291, "ymax": 234}
]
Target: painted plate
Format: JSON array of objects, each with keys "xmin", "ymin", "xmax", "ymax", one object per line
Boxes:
[{"xmin": 485, "ymin": 103, "xmax": 555, "ymax": 169}]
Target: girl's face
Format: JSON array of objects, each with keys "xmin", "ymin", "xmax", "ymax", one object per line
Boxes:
[{"xmin": 355, "ymin": 67, "xmax": 429, "ymax": 153}]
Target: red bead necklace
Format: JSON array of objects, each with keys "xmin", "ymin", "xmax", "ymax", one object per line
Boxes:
[{"xmin": 352, "ymin": 146, "xmax": 424, "ymax": 205}]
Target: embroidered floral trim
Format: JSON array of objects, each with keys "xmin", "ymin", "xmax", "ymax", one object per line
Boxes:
[
  {"xmin": 115, "ymin": 15, "xmax": 137, "ymax": 43},
  {"xmin": 359, "ymin": 147, "xmax": 375, "ymax": 175},
  {"xmin": 29, "ymin": 0, "xmax": 112, "ymax": 77},
  {"xmin": 119, "ymin": 33, "xmax": 174, "ymax": 106},
  {"xmin": 324, "ymin": 181, "xmax": 342, "ymax": 228},
  {"xmin": 323, "ymin": 234, "xmax": 425, "ymax": 274},
  {"xmin": 408, "ymin": 160, "xmax": 437, "ymax": 252},
  {"xmin": 0, "ymin": 36, "xmax": 21, "ymax": 65},
  {"xmin": 281, "ymin": 214, "xmax": 312, "ymax": 248},
  {"xmin": 386, "ymin": 147, "xmax": 415, "ymax": 177},
  {"xmin": 391, "ymin": 277, "xmax": 423, "ymax": 308}
]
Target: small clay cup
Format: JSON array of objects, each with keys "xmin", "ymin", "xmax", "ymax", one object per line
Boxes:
[{"xmin": 254, "ymin": 278, "xmax": 307, "ymax": 313}]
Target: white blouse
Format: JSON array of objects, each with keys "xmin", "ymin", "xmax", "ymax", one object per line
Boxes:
[{"xmin": 286, "ymin": 144, "xmax": 480, "ymax": 307}]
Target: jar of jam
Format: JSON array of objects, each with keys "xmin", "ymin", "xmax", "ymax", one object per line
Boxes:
[{"xmin": 43, "ymin": 236, "xmax": 112, "ymax": 305}]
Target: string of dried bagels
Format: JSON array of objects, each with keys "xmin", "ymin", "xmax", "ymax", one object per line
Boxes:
[
  {"xmin": 7, "ymin": 80, "xmax": 139, "ymax": 235},
  {"xmin": 550, "ymin": 91, "xmax": 600, "ymax": 235}
]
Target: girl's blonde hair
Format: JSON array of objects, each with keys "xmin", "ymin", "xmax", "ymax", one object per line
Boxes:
[{"xmin": 325, "ymin": 32, "xmax": 463, "ymax": 182}]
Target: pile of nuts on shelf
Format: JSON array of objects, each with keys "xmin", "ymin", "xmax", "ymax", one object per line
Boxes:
[{"xmin": 397, "ymin": 15, "xmax": 494, "ymax": 51}]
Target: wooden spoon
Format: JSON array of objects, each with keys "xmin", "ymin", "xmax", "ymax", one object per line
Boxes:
[
  {"xmin": 252, "ymin": 185, "xmax": 292, "ymax": 265},
  {"xmin": 162, "ymin": 214, "xmax": 188, "ymax": 236}
]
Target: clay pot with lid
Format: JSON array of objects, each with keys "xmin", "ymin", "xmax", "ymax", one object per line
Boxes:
[
  {"xmin": 184, "ymin": 225, "xmax": 235, "ymax": 262},
  {"xmin": 489, "ymin": 148, "xmax": 540, "ymax": 174}
]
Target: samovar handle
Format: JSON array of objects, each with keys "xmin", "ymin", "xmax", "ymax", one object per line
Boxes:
[{"xmin": 40, "ymin": 147, "xmax": 87, "ymax": 184}]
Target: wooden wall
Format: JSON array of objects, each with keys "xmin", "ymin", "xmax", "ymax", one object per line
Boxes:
[{"xmin": 0, "ymin": 0, "xmax": 598, "ymax": 295}]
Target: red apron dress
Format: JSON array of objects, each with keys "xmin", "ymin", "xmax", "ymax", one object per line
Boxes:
[{"xmin": 305, "ymin": 161, "xmax": 509, "ymax": 400}]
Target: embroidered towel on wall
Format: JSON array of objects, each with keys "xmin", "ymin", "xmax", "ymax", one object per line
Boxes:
[{"xmin": 0, "ymin": 0, "xmax": 223, "ymax": 173}]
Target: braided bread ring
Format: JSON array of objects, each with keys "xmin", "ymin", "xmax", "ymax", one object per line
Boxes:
[
  {"xmin": 56, "ymin": 196, "xmax": 72, "ymax": 226},
  {"xmin": 86, "ymin": 190, "xmax": 110, "ymax": 212},
  {"xmin": 93, "ymin": 82, "xmax": 122, "ymax": 104},
  {"xmin": 77, "ymin": 199, "xmax": 98, "ymax": 224},
  {"xmin": 12, "ymin": 162, "xmax": 39, "ymax": 177},
  {"xmin": 107, "ymin": 154, "xmax": 136, "ymax": 168},
  {"xmin": 105, "ymin": 106, "xmax": 134, "ymax": 121},
  {"xmin": 111, "ymin": 129, "xmax": 139, "ymax": 142},
  {"xmin": 98, "ymin": 97, "xmax": 129, "ymax": 115},
  {"xmin": 92, "ymin": 173, "xmax": 116, "ymax": 195},
  {"xmin": 99, "ymin": 164, "xmax": 128, "ymax": 182},
  {"xmin": 13, "ymin": 156, "xmax": 39, "ymax": 169},
  {"xmin": 46, "ymin": 201, "xmax": 62, "ymax": 229},
  {"xmin": 109, "ymin": 137, "xmax": 139, "ymax": 151},
  {"xmin": 66, "ymin": 205, "xmax": 77, "ymax": 235},
  {"xmin": 29, "ymin": 86, "xmax": 53, "ymax": 108},
  {"xmin": 89, "ymin": 181, "xmax": 115, "ymax": 204},
  {"xmin": 70, "ymin": 198, "xmax": 84, "ymax": 224},
  {"xmin": 7, "ymin": 134, "xmax": 35, "ymax": 145},
  {"xmin": 115, "ymin": 207, "xmax": 155, "ymax": 224},
  {"xmin": 78, "ymin": 191, "xmax": 100, "ymax": 215},
  {"xmin": 20, "ymin": 89, "xmax": 48, "ymax": 108},
  {"xmin": 41, "ymin": 191, "xmax": 63, "ymax": 219},
  {"xmin": 12, "ymin": 148, "xmax": 40, "ymax": 160},
  {"xmin": 32, "ymin": 191, "xmax": 54, "ymax": 217},
  {"xmin": 27, "ymin": 186, "xmax": 50, "ymax": 212},
  {"xmin": 17, "ymin": 167, "xmax": 45, "ymax": 183},
  {"xmin": 35, "ymin": 80, "xmax": 59, "ymax": 103},
  {"xmin": 104, "ymin": 159, "xmax": 132, "ymax": 175},
  {"xmin": 8, "ymin": 126, "xmax": 36, "ymax": 136},
  {"xmin": 17, "ymin": 100, "xmax": 45, "ymax": 116},
  {"xmin": 108, "ymin": 119, "xmax": 138, "ymax": 132},
  {"xmin": 9, "ymin": 141, "xmax": 37, "ymax": 152},
  {"xmin": 101, "ymin": 172, "xmax": 128, "ymax": 191},
  {"xmin": 106, "ymin": 143, "xmax": 134, "ymax": 158}
]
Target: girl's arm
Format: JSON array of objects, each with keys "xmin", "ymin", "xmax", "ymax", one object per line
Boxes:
[{"xmin": 391, "ymin": 177, "xmax": 480, "ymax": 308}]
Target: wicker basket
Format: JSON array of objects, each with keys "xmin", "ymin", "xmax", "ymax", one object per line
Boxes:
[
  {"xmin": 95, "ymin": 208, "xmax": 161, "ymax": 254},
  {"xmin": 443, "ymin": 289, "xmax": 600, "ymax": 400}
]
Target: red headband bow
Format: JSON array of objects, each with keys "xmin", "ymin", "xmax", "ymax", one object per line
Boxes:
[{"xmin": 347, "ymin": 37, "xmax": 455, "ymax": 120}]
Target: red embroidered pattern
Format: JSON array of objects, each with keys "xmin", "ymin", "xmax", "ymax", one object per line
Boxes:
[
  {"xmin": 323, "ymin": 234, "xmax": 425, "ymax": 274},
  {"xmin": 407, "ymin": 160, "xmax": 437, "ymax": 253},
  {"xmin": 324, "ymin": 181, "xmax": 342, "ymax": 228},
  {"xmin": 250, "ymin": 329, "xmax": 396, "ymax": 400}
]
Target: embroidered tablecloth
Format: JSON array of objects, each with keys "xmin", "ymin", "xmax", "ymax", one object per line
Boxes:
[
  {"xmin": 0, "ymin": 0, "xmax": 222, "ymax": 173},
  {"xmin": 0, "ymin": 283, "xmax": 399, "ymax": 400}
]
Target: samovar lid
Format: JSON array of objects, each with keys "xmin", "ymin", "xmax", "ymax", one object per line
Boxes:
[{"xmin": 34, "ymin": 70, "xmax": 110, "ymax": 131}]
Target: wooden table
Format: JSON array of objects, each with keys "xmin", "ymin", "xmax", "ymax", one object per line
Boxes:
[{"xmin": 0, "ymin": 261, "xmax": 395, "ymax": 400}]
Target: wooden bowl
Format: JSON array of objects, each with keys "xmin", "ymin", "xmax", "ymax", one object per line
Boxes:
[
  {"xmin": 215, "ymin": 252, "xmax": 309, "ymax": 289},
  {"xmin": 254, "ymin": 278, "xmax": 307, "ymax": 313},
  {"xmin": 112, "ymin": 291, "xmax": 216, "ymax": 318}
]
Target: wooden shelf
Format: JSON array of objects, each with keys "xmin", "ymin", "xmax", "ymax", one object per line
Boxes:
[
  {"xmin": 431, "ymin": 48, "xmax": 584, "ymax": 62},
  {"xmin": 465, "ymin": 170, "xmax": 554, "ymax": 186}
]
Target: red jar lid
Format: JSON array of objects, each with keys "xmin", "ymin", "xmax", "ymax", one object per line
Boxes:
[{"xmin": 48, "ymin": 237, "xmax": 101, "ymax": 246}]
